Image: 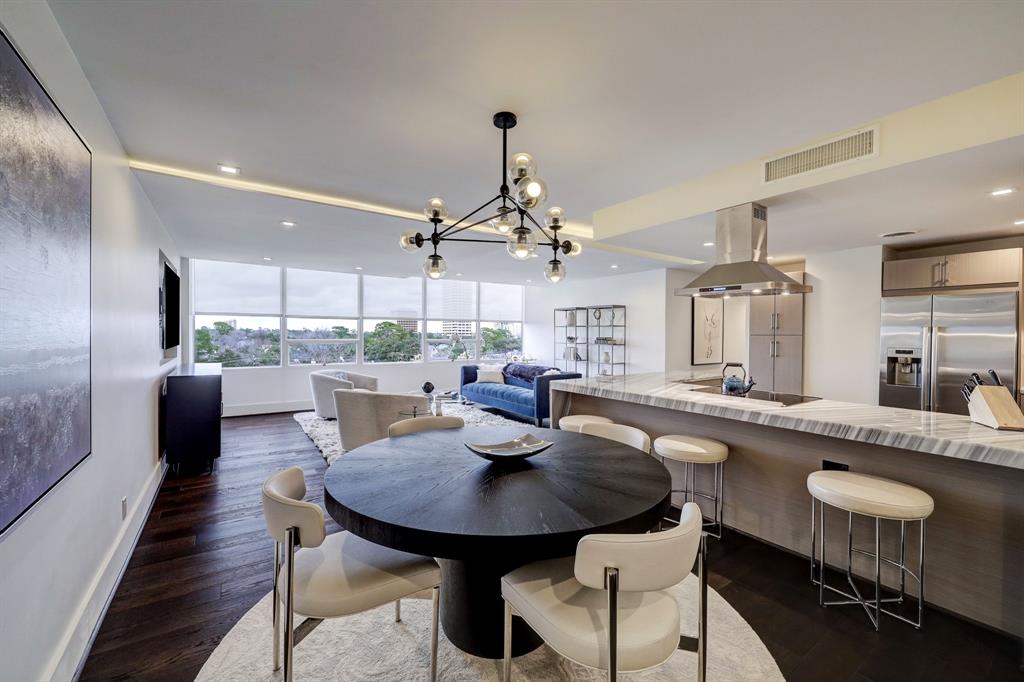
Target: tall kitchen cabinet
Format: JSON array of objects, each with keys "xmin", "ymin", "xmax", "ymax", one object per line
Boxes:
[{"xmin": 748, "ymin": 274, "xmax": 805, "ymax": 394}]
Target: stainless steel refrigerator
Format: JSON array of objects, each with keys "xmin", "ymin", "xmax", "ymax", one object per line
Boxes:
[{"xmin": 879, "ymin": 292, "xmax": 1018, "ymax": 415}]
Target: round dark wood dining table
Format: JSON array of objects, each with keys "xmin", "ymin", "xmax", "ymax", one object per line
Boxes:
[{"xmin": 323, "ymin": 424, "xmax": 671, "ymax": 659}]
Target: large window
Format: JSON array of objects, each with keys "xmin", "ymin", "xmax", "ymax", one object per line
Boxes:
[
  {"xmin": 191, "ymin": 260, "xmax": 523, "ymax": 367},
  {"xmin": 193, "ymin": 261, "xmax": 281, "ymax": 367}
]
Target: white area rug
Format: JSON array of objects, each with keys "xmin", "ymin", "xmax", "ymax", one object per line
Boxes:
[
  {"xmin": 293, "ymin": 404, "xmax": 524, "ymax": 464},
  {"xmin": 197, "ymin": 574, "xmax": 782, "ymax": 681}
]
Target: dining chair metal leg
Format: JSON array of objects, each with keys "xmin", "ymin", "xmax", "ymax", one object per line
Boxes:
[
  {"xmin": 283, "ymin": 527, "xmax": 297, "ymax": 682},
  {"xmin": 395, "ymin": 599, "xmax": 401, "ymax": 623},
  {"xmin": 605, "ymin": 567, "xmax": 619, "ymax": 682},
  {"xmin": 502, "ymin": 600, "xmax": 513, "ymax": 682},
  {"xmin": 697, "ymin": 533, "xmax": 708, "ymax": 682},
  {"xmin": 430, "ymin": 587, "xmax": 440, "ymax": 682},
  {"xmin": 272, "ymin": 541, "xmax": 281, "ymax": 671}
]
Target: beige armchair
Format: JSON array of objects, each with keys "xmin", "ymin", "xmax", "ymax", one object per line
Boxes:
[
  {"xmin": 333, "ymin": 390, "xmax": 430, "ymax": 451},
  {"xmin": 309, "ymin": 370, "xmax": 378, "ymax": 419}
]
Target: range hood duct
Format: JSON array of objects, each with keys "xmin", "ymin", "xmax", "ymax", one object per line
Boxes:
[{"xmin": 675, "ymin": 203, "xmax": 812, "ymax": 297}]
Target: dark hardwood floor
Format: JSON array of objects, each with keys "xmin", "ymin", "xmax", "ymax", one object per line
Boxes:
[{"xmin": 80, "ymin": 412, "xmax": 1022, "ymax": 681}]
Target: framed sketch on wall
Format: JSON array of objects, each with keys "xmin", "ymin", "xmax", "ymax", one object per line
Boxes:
[
  {"xmin": 0, "ymin": 29, "xmax": 92, "ymax": 533},
  {"xmin": 691, "ymin": 296, "xmax": 723, "ymax": 365}
]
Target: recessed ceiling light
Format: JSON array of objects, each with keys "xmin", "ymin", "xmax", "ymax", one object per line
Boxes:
[
  {"xmin": 703, "ymin": 242, "xmax": 715, "ymax": 247},
  {"xmin": 280, "ymin": 220, "xmax": 296, "ymax": 228},
  {"xmin": 355, "ymin": 266, "xmax": 363, "ymax": 271},
  {"xmin": 1015, "ymin": 219, "xmax": 1024, "ymax": 226},
  {"xmin": 610, "ymin": 264, "xmax": 619, "ymax": 269},
  {"xmin": 455, "ymin": 272, "xmax": 463, "ymax": 277},
  {"xmin": 526, "ymin": 279, "xmax": 533, "ymax": 283},
  {"xmin": 880, "ymin": 230, "xmax": 917, "ymax": 238},
  {"xmin": 991, "ymin": 188, "xmax": 1015, "ymax": 196},
  {"xmin": 263, "ymin": 257, "xmax": 272, "ymax": 261},
  {"xmin": 218, "ymin": 164, "xmax": 240, "ymax": 175},
  {"xmin": 766, "ymin": 256, "xmax": 774, "ymax": 261}
]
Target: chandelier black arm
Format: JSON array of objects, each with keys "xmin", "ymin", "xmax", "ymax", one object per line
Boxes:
[
  {"xmin": 437, "ymin": 193, "xmax": 504, "ymax": 237},
  {"xmin": 523, "ymin": 209, "xmax": 556, "ymax": 243},
  {"xmin": 439, "ymin": 211, "xmax": 506, "ymax": 239},
  {"xmin": 442, "ymin": 237, "xmax": 509, "ymax": 244}
]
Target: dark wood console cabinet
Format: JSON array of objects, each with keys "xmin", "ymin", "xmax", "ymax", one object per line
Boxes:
[{"xmin": 161, "ymin": 363, "xmax": 222, "ymax": 474}]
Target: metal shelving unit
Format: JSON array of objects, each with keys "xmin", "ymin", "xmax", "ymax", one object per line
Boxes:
[{"xmin": 554, "ymin": 305, "xmax": 626, "ymax": 377}]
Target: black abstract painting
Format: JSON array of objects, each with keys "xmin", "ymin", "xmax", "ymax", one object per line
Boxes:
[{"xmin": 0, "ymin": 30, "xmax": 91, "ymax": 533}]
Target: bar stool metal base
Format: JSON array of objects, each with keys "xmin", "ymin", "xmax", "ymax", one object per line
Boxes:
[
  {"xmin": 810, "ymin": 498, "xmax": 926, "ymax": 631},
  {"xmin": 660, "ymin": 459, "xmax": 724, "ymax": 539}
]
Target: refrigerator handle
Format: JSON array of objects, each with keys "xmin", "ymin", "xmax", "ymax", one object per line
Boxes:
[
  {"xmin": 929, "ymin": 326, "xmax": 941, "ymax": 411},
  {"xmin": 920, "ymin": 326, "xmax": 931, "ymax": 411}
]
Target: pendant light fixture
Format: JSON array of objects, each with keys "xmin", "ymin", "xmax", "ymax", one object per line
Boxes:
[{"xmin": 398, "ymin": 112, "xmax": 582, "ymax": 283}]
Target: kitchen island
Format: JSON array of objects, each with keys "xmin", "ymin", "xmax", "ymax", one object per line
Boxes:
[{"xmin": 550, "ymin": 371, "xmax": 1024, "ymax": 639}]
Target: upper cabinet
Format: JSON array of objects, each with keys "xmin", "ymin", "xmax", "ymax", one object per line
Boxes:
[{"xmin": 883, "ymin": 248, "xmax": 1022, "ymax": 292}]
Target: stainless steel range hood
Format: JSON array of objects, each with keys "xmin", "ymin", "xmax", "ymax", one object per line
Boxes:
[{"xmin": 674, "ymin": 202, "xmax": 812, "ymax": 297}]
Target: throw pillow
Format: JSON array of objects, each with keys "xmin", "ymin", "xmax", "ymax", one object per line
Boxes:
[{"xmin": 476, "ymin": 365, "xmax": 505, "ymax": 384}]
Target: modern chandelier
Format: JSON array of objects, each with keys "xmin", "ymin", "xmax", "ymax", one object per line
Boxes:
[{"xmin": 399, "ymin": 111, "xmax": 582, "ymax": 284}]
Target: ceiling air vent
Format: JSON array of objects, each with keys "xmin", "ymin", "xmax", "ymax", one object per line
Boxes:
[{"xmin": 763, "ymin": 126, "xmax": 879, "ymax": 183}]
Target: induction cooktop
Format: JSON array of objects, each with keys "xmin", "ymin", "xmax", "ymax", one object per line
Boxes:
[{"xmin": 692, "ymin": 386, "xmax": 821, "ymax": 407}]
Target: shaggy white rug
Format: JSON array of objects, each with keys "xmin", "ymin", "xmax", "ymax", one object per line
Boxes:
[
  {"xmin": 196, "ymin": 573, "xmax": 783, "ymax": 681},
  {"xmin": 294, "ymin": 403, "xmax": 524, "ymax": 464}
]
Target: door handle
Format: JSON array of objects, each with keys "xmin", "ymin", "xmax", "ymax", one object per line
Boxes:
[
  {"xmin": 920, "ymin": 327, "xmax": 931, "ymax": 411},
  {"xmin": 930, "ymin": 326, "xmax": 941, "ymax": 410}
]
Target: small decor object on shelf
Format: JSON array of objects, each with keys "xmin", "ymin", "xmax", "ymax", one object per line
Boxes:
[
  {"xmin": 464, "ymin": 434, "xmax": 555, "ymax": 462},
  {"xmin": 398, "ymin": 112, "xmax": 582, "ymax": 282},
  {"xmin": 593, "ymin": 309, "xmax": 602, "ymax": 321},
  {"xmin": 566, "ymin": 309, "xmax": 576, "ymax": 326},
  {"xmin": 422, "ymin": 381, "xmax": 435, "ymax": 395},
  {"xmin": 602, "ymin": 351, "xmax": 612, "ymax": 364},
  {"xmin": 692, "ymin": 296, "xmax": 724, "ymax": 365}
]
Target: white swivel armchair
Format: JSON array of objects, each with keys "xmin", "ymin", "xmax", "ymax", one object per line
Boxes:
[
  {"xmin": 333, "ymin": 390, "xmax": 430, "ymax": 451},
  {"xmin": 262, "ymin": 467, "xmax": 442, "ymax": 682},
  {"xmin": 501, "ymin": 502, "xmax": 708, "ymax": 681},
  {"xmin": 309, "ymin": 370, "xmax": 379, "ymax": 419}
]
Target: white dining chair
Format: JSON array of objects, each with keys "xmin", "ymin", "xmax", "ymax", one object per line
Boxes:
[
  {"xmin": 579, "ymin": 421, "xmax": 652, "ymax": 454},
  {"xmin": 389, "ymin": 415, "xmax": 465, "ymax": 437},
  {"xmin": 262, "ymin": 467, "xmax": 442, "ymax": 682},
  {"xmin": 501, "ymin": 503, "xmax": 708, "ymax": 681}
]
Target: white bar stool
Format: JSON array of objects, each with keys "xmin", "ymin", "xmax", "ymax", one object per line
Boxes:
[
  {"xmin": 652, "ymin": 435, "xmax": 728, "ymax": 538},
  {"xmin": 807, "ymin": 470, "xmax": 933, "ymax": 630},
  {"xmin": 558, "ymin": 414, "xmax": 613, "ymax": 432}
]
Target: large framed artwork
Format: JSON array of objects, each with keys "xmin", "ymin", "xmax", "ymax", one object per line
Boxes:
[
  {"xmin": 0, "ymin": 30, "xmax": 92, "ymax": 534},
  {"xmin": 691, "ymin": 296, "xmax": 723, "ymax": 365}
]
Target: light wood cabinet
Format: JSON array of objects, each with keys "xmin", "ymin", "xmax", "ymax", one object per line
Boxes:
[
  {"xmin": 882, "ymin": 256, "xmax": 943, "ymax": 290},
  {"xmin": 883, "ymin": 248, "xmax": 1021, "ymax": 291},
  {"xmin": 748, "ymin": 277, "xmax": 805, "ymax": 394},
  {"xmin": 772, "ymin": 336, "xmax": 804, "ymax": 394},
  {"xmin": 774, "ymin": 292, "xmax": 804, "ymax": 336},
  {"xmin": 944, "ymin": 249, "xmax": 1021, "ymax": 287},
  {"xmin": 749, "ymin": 296, "xmax": 774, "ymax": 336},
  {"xmin": 748, "ymin": 335, "xmax": 774, "ymax": 390}
]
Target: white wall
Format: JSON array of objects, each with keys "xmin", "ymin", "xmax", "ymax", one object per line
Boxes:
[
  {"xmin": 663, "ymin": 269, "xmax": 750, "ymax": 372},
  {"xmin": 220, "ymin": 361, "xmax": 469, "ymax": 416},
  {"xmin": 0, "ymin": 5, "xmax": 178, "ymax": 680},
  {"xmin": 524, "ymin": 269, "xmax": 670, "ymax": 374},
  {"xmin": 804, "ymin": 246, "xmax": 883, "ymax": 404}
]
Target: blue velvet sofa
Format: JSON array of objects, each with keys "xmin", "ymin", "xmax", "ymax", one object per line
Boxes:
[{"xmin": 460, "ymin": 363, "xmax": 582, "ymax": 426}]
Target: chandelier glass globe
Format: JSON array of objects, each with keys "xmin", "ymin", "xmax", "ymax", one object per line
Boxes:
[
  {"xmin": 544, "ymin": 206, "xmax": 566, "ymax": 229},
  {"xmin": 490, "ymin": 212, "xmax": 516, "ymax": 235},
  {"xmin": 399, "ymin": 230, "xmax": 421, "ymax": 253},
  {"xmin": 423, "ymin": 254, "xmax": 447, "ymax": 279},
  {"xmin": 506, "ymin": 228, "xmax": 537, "ymax": 261},
  {"xmin": 567, "ymin": 240, "xmax": 583, "ymax": 257},
  {"xmin": 423, "ymin": 197, "xmax": 448, "ymax": 221},
  {"xmin": 507, "ymin": 152, "xmax": 537, "ymax": 184},
  {"xmin": 515, "ymin": 176, "xmax": 548, "ymax": 209},
  {"xmin": 544, "ymin": 259, "xmax": 565, "ymax": 283}
]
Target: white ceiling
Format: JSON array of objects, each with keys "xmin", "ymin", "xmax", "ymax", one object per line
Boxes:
[
  {"xmin": 606, "ymin": 136, "xmax": 1024, "ymax": 260},
  {"xmin": 48, "ymin": 0, "xmax": 1024, "ymax": 277},
  {"xmin": 136, "ymin": 170, "xmax": 669, "ymax": 284}
]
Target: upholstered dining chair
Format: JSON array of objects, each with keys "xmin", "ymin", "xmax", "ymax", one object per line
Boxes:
[
  {"xmin": 389, "ymin": 415, "xmax": 465, "ymax": 437},
  {"xmin": 579, "ymin": 421, "xmax": 652, "ymax": 454},
  {"xmin": 333, "ymin": 390, "xmax": 429, "ymax": 451},
  {"xmin": 262, "ymin": 467, "xmax": 442, "ymax": 682},
  {"xmin": 309, "ymin": 370, "xmax": 378, "ymax": 419},
  {"xmin": 501, "ymin": 503, "xmax": 708, "ymax": 682}
]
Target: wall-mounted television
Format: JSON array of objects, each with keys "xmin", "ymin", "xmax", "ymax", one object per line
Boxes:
[{"xmin": 161, "ymin": 259, "xmax": 180, "ymax": 350}]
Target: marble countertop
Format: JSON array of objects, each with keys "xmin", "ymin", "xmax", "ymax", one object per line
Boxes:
[{"xmin": 550, "ymin": 371, "xmax": 1024, "ymax": 470}]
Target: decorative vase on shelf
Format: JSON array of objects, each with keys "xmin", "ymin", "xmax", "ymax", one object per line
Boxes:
[
  {"xmin": 602, "ymin": 351, "xmax": 611, "ymax": 364},
  {"xmin": 567, "ymin": 310, "xmax": 576, "ymax": 327}
]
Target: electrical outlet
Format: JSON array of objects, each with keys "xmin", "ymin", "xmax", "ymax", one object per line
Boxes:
[
  {"xmin": 121, "ymin": 496, "xmax": 128, "ymax": 520},
  {"xmin": 822, "ymin": 459, "xmax": 849, "ymax": 471}
]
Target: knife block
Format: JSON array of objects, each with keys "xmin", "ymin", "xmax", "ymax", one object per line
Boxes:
[{"xmin": 967, "ymin": 385, "xmax": 1024, "ymax": 430}]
